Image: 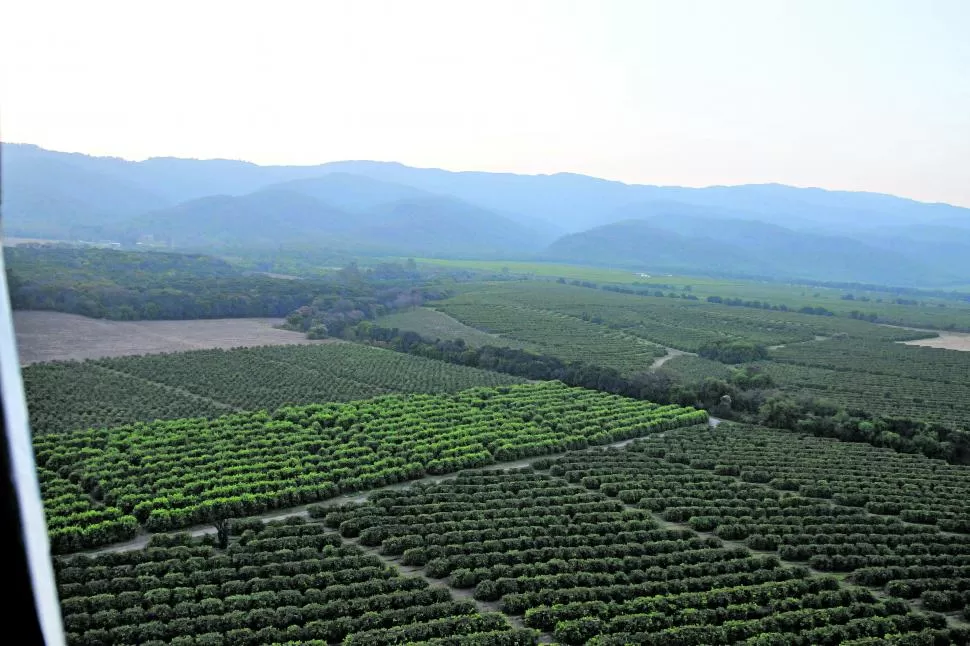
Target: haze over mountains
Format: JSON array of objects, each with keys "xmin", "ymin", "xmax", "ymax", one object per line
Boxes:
[{"xmin": 3, "ymin": 143, "xmax": 970, "ymax": 286}]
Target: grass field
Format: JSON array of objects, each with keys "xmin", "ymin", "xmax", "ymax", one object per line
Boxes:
[
  {"xmin": 14, "ymin": 311, "xmax": 327, "ymax": 364},
  {"xmin": 413, "ymin": 257, "xmax": 793, "ymax": 288},
  {"xmin": 413, "ymin": 257, "xmax": 646, "ymax": 283},
  {"xmin": 377, "ymin": 307, "xmax": 535, "ymax": 349}
]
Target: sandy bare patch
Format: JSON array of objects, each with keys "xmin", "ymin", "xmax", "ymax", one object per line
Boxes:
[
  {"xmin": 649, "ymin": 347, "xmax": 693, "ymax": 370},
  {"xmin": 14, "ymin": 311, "xmax": 331, "ymax": 364},
  {"xmin": 901, "ymin": 331, "xmax": 970, "ymax": 352},
  {"xmin": 2, "ymin": 236, "xmax": 72, "ymax": 246}
]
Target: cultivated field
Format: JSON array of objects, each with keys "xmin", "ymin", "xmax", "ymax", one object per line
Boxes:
[
  {"xmin": 378, "ymin": 307, "xmax": 534, "ymax": 349},
  {"xmin": 325, "ymin": 459, "xmax": 965, "ymax": 644},
  {"xmin": 24, "ymin": 343, "xmax": 526, "ymax": 434},
  {"xmin": 14, "ymin": 311, "xmax": 327, "ymax": 364},
  {"xmin": 417, "ymin": 258, "xmax": 970, "ymax": 331},
  {"xmin": 22, "ymin": 261, "xmax": 970, "ymax": 644},
  {"xmin": 36, "ymin": 382, "xmax": 704, "ymax": 551}
]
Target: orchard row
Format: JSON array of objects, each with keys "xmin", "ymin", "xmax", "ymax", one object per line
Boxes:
[
  {"xmin": 24, "ymin": 342, "xmax": 525, "ymax": 434},
  {"xmin": 755, "ymin": 361, "xmax": 970, "ymax": 427},
  {"xmin": 549, "ymin": 425, "xmax": 970, "ymax": 614},
  {"xmin": 438, "ymin": 282, "xmax": 927, "ymax": 354},
  {"xmin": 35, "ymin": 382, "xmax": 705, "ymax": 552},
  {"xmin": 55, "ymin": 518, "xmax": 537, "ymax": 646},
  {"xmin": 318, "ymin": 469, "xmax": 963, "ymax": 645}
]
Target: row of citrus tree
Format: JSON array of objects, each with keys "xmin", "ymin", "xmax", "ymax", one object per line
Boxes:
[
  {"xmin": 36, "ymin": 382, "xmax": 706, "ymax": 552},
  {"xmin": 310, "ymin": 469, "xmax": 959, "ymax": 645},
  {"xmin": 549, "ymin": 429, "xmax": 970, "ymax": 621},
  {"xmin": 55, "ymin": 517, "xmax": 537, "ymax": 646}
]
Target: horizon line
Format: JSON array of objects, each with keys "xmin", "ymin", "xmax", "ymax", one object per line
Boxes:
[{"xmin": 5, "ymin": 141, "xmax": 965, "ymax": 210}]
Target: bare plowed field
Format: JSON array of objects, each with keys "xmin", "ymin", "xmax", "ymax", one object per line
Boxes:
[
  {"xmin": 14, "ymin": 311, "xmax": 328, "ymax": 364},
  {"xmin": 901, "ymin": 331, "xmax": 970, "ymax": 352}
]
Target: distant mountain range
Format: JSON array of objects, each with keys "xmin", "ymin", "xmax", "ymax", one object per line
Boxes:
[
  {"xmin": 3, "ymin": 143, "xmax": 969, "ymax": 285},
  {"xmin": 546, "ymin": 216, "xmax": 942, "ymax": 285}
]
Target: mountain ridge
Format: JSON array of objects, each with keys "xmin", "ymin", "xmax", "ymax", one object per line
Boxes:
[
  {"xmin": 3, "ymin": 143, "xmax": 969, "ymax": 285},
  {"xmin": 545, "ymin": 215, "xmax": 955, "ymax": 286}
]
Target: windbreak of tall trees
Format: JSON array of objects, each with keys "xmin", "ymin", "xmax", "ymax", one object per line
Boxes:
[
  {"xmin": 697, "ymin": 340, "xmax": 770, "ymax": 364},
  {"xmin": 350, "ymin": 324, "xmax": 970, "ymax": 465},
  {"xmin": 349, "ymin": 323, "xmax": 651, "ymax": 395},
  {"xmin": 283, "ymin": 287, "xmax": 448, "ymax": 338}
]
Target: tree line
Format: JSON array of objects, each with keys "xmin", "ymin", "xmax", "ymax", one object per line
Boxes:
[
  {"xmin": 6, "ymin": 246, "xmax": 436, "ymax": 321},
  {"xmin": 350, "ymin": 323, "xmax": 970, "ymax": 464}
]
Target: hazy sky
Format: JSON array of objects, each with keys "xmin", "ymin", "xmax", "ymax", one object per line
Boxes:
[{"xmin": 2, "ymin": 0, "xmax": 968, "ymax": 206}]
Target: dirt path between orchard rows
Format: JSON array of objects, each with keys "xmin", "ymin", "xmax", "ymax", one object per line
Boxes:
[
  {"xmin": 73, "ymin": 417, "xmax": 969, "ymax": 639},
  {"xmin": 488, "ymin": 447, "xmax": 966, "ymax": 631},
  {"xmin": 595, "ymin": 442, "xmax": 965, "ymax": 630},
  {"xmin": 307, "ymin": 438, "xmax": 964, "ymax": 640},
  {"xmin": 334, "ymin": 529, "xmax": 552, "ymax": 641},
  {"xmin": 92, "ymin": 364, "xmax": 242, "ymax": 413},
  {"xmin": 649, "ymin": 346, "xmax": 694, "ymax": 369}
]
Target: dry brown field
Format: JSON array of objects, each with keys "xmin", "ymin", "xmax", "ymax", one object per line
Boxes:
[
  {"xmin": 14, "ymin": 311, "xmax": 330, "ymax": 364},
  {"xmin": 901, "ymin": 331, "xmax": 970, "ymax": 352}
]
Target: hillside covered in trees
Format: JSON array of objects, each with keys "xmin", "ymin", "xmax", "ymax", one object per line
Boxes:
[
  {"xmin": 7, "ymin": 143, "xmax": 970, "ymax": 285},
  {"xmin": 5, "ymin": 246, "xmax": 435, "ymax": 321}
]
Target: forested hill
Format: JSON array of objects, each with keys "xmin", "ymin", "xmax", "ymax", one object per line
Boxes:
[
  {"xmin": 544, "ymin": 217, "xmax": 949, "ymax": 286},
  {"xmin": 109, "ymin": 191, "xmax": 546, "ymax": 257},
  {"xmin": 6, "ymin": 143, "xmax": 970, "ymax": 285},
  {"xmin": 8, "ymin": 143, "xmax": 969, "ymax": 235},
  {"xmin": 4, "ymin": 246, "xmax": 434, "ymax": 322}
]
